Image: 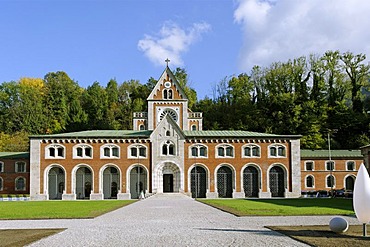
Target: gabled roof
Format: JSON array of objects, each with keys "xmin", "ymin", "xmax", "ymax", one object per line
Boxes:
[
  {"xmin": 147, "ymin": 66, "xmax": 188, "ymax": 101},
  {"xmin": 30, "ymin": 130, "xmax": 153, "ymax": 139},
  {"xmin": 301, "ymin": 149, "xmax": 362, "ymax": 159},
  {"xmin": 183, "ymin": 130, "xmax": 301, "ymax": 139},
  {"xmin": 150, "ymin": 114, "xmax": 185, "ymax": 140},
  {"xmin": 0, "ymin": 152, "xmax": 29, "ymax": 159}
]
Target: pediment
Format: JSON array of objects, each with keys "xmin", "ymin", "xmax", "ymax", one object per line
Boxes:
[{"xmin": 147, "ymin": 66, "xmax": 188, "ymax": 101}]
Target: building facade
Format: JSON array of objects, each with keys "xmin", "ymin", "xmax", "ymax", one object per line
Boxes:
[
  {"xmin": 29, "ymin": 66, "xmax": 302, "ymax": 200},
  {"xmin": 0, "ymin": 152, "xmax": 30, "ymax": 195},
  {"xmin": 301, "ymin": 150, "xmax": 362, "ymax": 194}
]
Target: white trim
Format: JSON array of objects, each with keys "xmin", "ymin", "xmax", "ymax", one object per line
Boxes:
[
  {"xmin": 345, "ymin": 160, "xmax": 356, "ymax": 171},
  {"xmin": 188, "ymin": 144, "xmax": 208, "ymax": 158},
  {"xmin": 73, "ymin": 144, "xmax": 93, "ymax": 159},
  {"xmin": 71, "ymin": 164, "xmax": 94, "ymax": 195},
  {"xmin": 325, "ymin": 174, "xmax": 336, "ymax": 188},
  {"xmin": 267, "ymin": 144, "xmax": 286, "ymax": 158},
  {"xmin": 15, "ymin": 176, "xmax": 26, "ymax": 191},
  {"xmin": 241, "ymin": 163, "xmax": 262, "ymax": 196},
  {"xmin": 43, "ymin": 164, "xmax": 67, "ymax": 198},
  {"xmin": 99, "ymin": 163, "xmax": 122, "ymax": 195},
  {"xmin": 0, "ymin": 176, "xmax": 3, "ymax": 191},
  {"xmin": 215, "ymin": 144, "xmax": 235, "ymax": 158},
  {"xmin": 266, "ymin": 163, "xmax": 288, "ymax": 197},
  {"xmin": 325, "ymin": 160, "xmax": 335, "ymax": 171},
  {"xmin": 45, "ymin": 144, "xmax": 66, "ymax": 159},
  {"xmin": 187, "ymin": 163, "xmax": 210, "ymax": 194},
  {"xmin": 304, "ymin": 160, "xmax": 315, "ymax": 171},
  {"xmin": 304, "ymin": 174, "xmax": 315, "ymax": 188},
  {"xmin": 343, "ymin": 174, "xmax": 356, "ymax": 190},
  {"xmin": 127, "ymin": 144, "xmax": 147, "ymax": 159},
  {"xmin": 15, "ymin": 161, "xmax": 27, "ymax": 173},
  {"xmin": 0, "ymin": 161, "xmax": 4, "ymax": 172},
  {"xmin": 241, "ymin": 144, "xmax": 261, "ymax": 158},
  {"xmin": 126, "ymin": 164, "xmax": 149, "ymax": 194},
  {"xmin": 100, "ymin": 144, "xmax": 120, "ymax": 159},
  {"xmin": 214, "ymin": 163, "xmax": 236, "ymax": 196}
]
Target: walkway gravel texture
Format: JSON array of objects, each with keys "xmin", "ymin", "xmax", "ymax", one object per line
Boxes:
[{"xmin": 0, "ymin": 193, "xmax": 359, "ymax": 247}]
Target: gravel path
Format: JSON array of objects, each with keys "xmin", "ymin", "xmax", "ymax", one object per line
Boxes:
[{"xmin": 0, "ymin": 193, "xmax": 359, "ymax": 246}]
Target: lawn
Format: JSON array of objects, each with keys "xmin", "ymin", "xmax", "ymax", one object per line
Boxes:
[
  {"xmin": 0, "ymin": 200, "xmax": 135, "ymax": 219},
  {"xmin": 199, "ymin": 198, "xmax": 354, "ymax": 216},
  {"xmin": 0, "ymin": 229, "xmax": 65, "ymax": 247}
]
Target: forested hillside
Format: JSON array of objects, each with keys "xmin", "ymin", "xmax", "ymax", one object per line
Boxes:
[{"xmin": 1, "ymin": 50, "xmax": 370, "ymax": 151}]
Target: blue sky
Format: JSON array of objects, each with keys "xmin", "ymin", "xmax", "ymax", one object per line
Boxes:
[{"xmin": 1, "ymin": 0, "xmax": 370, "ymax": 99}]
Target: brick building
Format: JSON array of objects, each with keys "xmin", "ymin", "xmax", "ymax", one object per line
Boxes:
[
  {"xmin": 29, "ymin": 66, "xmax": 302, "ymax": 200},
  {"xmin": 301, "ymin": 149, "xmax": 362, "ymax": 194},
  {"xmin": 0, "ymin": 152, "xmax": 30, "ymax": 195}
]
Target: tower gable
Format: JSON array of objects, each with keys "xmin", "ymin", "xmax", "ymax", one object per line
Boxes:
[{"xmin": 147, "ymin": 66, "xmax": 188, "ymax": 101}]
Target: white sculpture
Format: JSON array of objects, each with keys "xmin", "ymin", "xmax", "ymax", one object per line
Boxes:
[
  {"xmin": 353, "ymin": 163, "xmax": 370, "ymax": 236},
  {"xmin": 329, "ymin": 217, "xmax": 348, "ymax": 233}
]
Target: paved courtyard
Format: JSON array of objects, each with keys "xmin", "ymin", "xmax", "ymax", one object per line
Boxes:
[{"xmin": 0, "ymin": 193, "xmax": 359, "ymax": 246}]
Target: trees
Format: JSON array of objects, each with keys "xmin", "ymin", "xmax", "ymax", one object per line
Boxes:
[{"xmin": 1, "ymin": 51, "xmax": 370, "ymax": 151}]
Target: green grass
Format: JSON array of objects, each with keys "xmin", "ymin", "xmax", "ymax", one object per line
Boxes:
[
  {"xmin": 199, "ymin": 198, "xmax": 354, "ymax": 216},
  {"xmin": 0, "ymin": 200, "xmax": 135, "ymax": 219}
]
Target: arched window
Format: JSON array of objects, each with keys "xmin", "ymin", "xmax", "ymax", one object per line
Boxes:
[
  {"xmin": 100, "ymin": 144, "xmax": 120, "ymax": 158},
  {"xmin": 306, "ymin": 175, "xmax": 314, "ymax": 188},
  {"xmin": 0, "ymin": 177, "xmax": 3, "ymax": 191},
  {"xmin": 346, "ymin": 161, "xmax": 355, "ymax": 171},
  {"xmin": 166, "ymin": 130, "xmax": 171, "ymax": 136},
  {"xmin": 15, "ymin": 161, "xmax": 26, "ymax": 173},
  {"xmin": 0, "ymin": 162, "xmax": 4, "ymax": 172},
  {"xmin": 139, "ymin": 124, "xmax": 145, "ymax": 130},
  {"xmin": 162, "ymin": 141, "xmax": 175, "ymax": 156},
  {"xmin": 269, "ymin": 144, "xmax": 286, "ymax": 157},
  {"xmin": 189, "ymin": 144, "xmax": 207, "ymax": 158},
  {"xmin": 191, "ymin": 125, "xmax": 197, "ymax": 131},
  {"xmin": 163, "ymin": 89, "xmax": 173, "ymax": 99},
  {"xmin": 216, "ymin": 144, "xmax": 234, "ymax": 158},
  {"xmin": 73, "ymin": 144, "xmax": 93, "ymax": 159},
  {"xmin": 326, "ymin": 175, "xmax": 335, "ymax": 188},
  {"xmin": 15, "ymin": 177, "xmax": 26, "ymax": 191},
  {"xmin": 128, "ymin": 144, "xmax": 147, "ymax": 158},
  {"xmin": 159, "ymin": 108, "xmax": 178, "ymax": 122},
  {"xmin": 46, "ymin": 144, "xmax": 65, "ymax": 159},
  {"xmin": 243, "ymin": 144, "xmax": 260, "ymax": 158}
]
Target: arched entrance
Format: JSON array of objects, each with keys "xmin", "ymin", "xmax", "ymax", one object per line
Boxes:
[
  {"xmin": 217, "ymin": 166, "xmax": 233, "ymax": 198},
  {"xmin": 156, "ymin": 162, "xmax": 181, "ymax": 193},
  {"xmin": 48, "ymin": 167, "xmax": 65, "ymax": 200},
  {"xmin": 269, "ymin": 166, "xmax": 285, "ymax": 197},
  {"xmin": 76, "ymin": 167, "xmax": 92, "ymax": 199},
  {"xmin": 103, "ymin": 166, "xmax": 119, "ymax": 199},
  {"xmin": 243, "ymin": 166, "xmax": 259, "ymax": 197},
  {"xmin": 190, "ymin": 166, "xmax": 207, "ymax": 198},
  {"xmin": 130, "ymin": 166, "xmax": 147, "ymax": 199},
  {"xmin": 345, "ymin": 175, "xmax": 355, "ymax": 191}
]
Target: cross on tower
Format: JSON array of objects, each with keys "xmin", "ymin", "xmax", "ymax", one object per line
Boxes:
[{"xmin": 165, "ymin": 58, "xmax": 170, "ymax": 66}]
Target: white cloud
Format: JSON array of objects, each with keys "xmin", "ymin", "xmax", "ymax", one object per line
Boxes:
[
  {"xmin": 138, "ymin": 21, "xmax": 211, "ymax": 67},
  {"xmin": 234, "ymin": 0, "xmax": 370, "ymax": 71}
]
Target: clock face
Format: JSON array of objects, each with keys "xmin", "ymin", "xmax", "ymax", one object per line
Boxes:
[{"xmin": 164, "ymin": 81, "xmax": 171, "ymax": 88}]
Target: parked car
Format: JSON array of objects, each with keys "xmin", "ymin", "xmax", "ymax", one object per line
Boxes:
[
  {"xmin": 316, "ymin": 190, "xmax": 329, "ymax": 198},
  {"xmin": 344, "ymin": 190, "xmax": 353, "ymax": 198}
]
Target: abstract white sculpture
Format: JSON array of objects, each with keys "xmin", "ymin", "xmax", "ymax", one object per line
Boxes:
[
  {"xmin": 353, "ymin": 163, "xmax": 370, "ymax": 236},
  {"xmin": 329, "ymin": 217, "xmax": 349, "ymax": 233}
]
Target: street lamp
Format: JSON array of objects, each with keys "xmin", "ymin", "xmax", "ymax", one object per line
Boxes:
[{"xmin": 328, "ymin": 129, "xmax": 337, "ymax": 197}]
